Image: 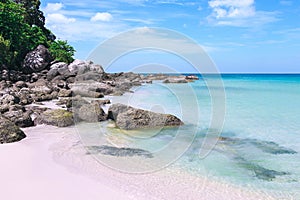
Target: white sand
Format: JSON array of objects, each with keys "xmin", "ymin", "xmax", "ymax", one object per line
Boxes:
[
  {"xmin": 0, "ymin": 125, "xmax": 130, "ymax": 200},
  {"xmin": 0, "ymin": 125, "xmax": 276, "ymax": 200}
]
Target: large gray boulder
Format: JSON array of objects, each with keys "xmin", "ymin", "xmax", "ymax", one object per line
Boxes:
[
  {"xmin": 0, "ymin": 116, "xmax": 26, "ymax": 144},
  {"xmin": 108, "ymin": 103, "xmax": 183, "ymax": 130},
  {"xmin": 77, "ymin": 102, "xmax": 107, "ymax": 122},
  {"xmin": 23, "ymin": 45, "xmax": 53, "ymax": 73},
  {"xmin": 38, "ymin": 109, "xmax": 74, "ymax": 127}
]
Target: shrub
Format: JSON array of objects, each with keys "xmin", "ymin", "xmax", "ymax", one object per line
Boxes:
[{"xmin": 49, "ymin": 40, "xmax": 75, "ymax": 64}]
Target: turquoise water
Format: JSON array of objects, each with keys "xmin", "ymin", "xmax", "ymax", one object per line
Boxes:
[{"xmin": 79, "ymin": 74, "xmax": 300, "ymax": 198}]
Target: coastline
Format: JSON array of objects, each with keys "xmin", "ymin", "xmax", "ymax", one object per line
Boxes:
[{"xmin": 0, "ymin": 121, "xmax": 276, "ymax": 200}]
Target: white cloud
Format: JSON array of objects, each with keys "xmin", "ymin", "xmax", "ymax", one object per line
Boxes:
[
  {"xmin": 208, "ymin": 0, "xmax": 255, "ymax": 19},
  {"xmin": 44, "ymin": 3, "xmax": 63, "ymax": 12},
  {"xmin": 91, "ymin": 12, "xmax": 113, "ymax": 22},
  {"xmin": 46, "ymin": 13, "xmax": 76, "ymax": 24},
  {"xmin": 207, "ymin": 0, "xmax": 278, "ymax": 27}
]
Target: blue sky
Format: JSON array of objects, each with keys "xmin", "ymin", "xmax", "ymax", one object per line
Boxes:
[{"xmin": 41, "ymin": 0, "xmax": 300, "ymax": 73}]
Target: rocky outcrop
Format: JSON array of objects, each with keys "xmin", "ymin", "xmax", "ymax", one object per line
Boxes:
[
  {"xmin": 185, "ymin": 75, "xmax": 199, "ymax": 80},
  {"xmin": 23, "ymin": 45, "xmax": 53, "ymax": 73},
  {"xmin": 37, "ymin": 109, "xmax": 74, "ymax": 127},
  {"xmin": 163, "ymin": 77, "xmax": 188, "ymax": 83},
  {"xmin": 108, "ymin": 103, "xmax": 183, "ymax": 130},
  {"xmin": 0, "ymin": 116, "xmax": 26, "ymax": 144}
]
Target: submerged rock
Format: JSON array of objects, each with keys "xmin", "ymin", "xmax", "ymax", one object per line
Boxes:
[
  {"xmin": 108, "ymin": 103, "xmax": 183, "ymax": 130},
  {"xmin": 219, "ymin": 136, "xmax": 297, "ymax": 155},
  {"xmin": 235, "ymin": 156, "xmax": 289, "ymax": 181},
  {"xmin": 248, "ymin": 139, "xmax": 297, "ymax": 155},
  {"xmin": 87, "ymin": 145, "xmax": 153, "ymax": 158},
  {"xmin": 0, "ymin": 116, "xmax": 26, "ymax": 144},
  {"xmin": 38, "ymin": 109, "xmax": 74, "ymax": 127}
]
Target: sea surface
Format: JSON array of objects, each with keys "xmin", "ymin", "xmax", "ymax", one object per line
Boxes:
[{"xmin": 77, "ymin": 74, "xmax": 300, "ymax": 199}]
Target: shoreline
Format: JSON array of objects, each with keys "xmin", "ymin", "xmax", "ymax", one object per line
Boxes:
[{"xmin": 0, "ymin": 122, "xmax": 277, "ymax": 200}]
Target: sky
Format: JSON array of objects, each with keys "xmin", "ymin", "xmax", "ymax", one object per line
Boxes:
[{"xmin": 40, "ymin": 0, "xmax": 300, "ymax": 73}]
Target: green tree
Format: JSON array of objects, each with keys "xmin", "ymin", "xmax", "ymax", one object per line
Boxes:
[
  {"xmin": 0, "ymin": 35, "xmax": 14, "ymax": 69},
  {"xmin": 13, "ymin": 0, "xmax": 55, "ymax": 41},
  {"xmin": 0, "ymin": 0, "xmax": 75, "ymax": 70},
  {"xmin": 49, "ymin": 40, "xmax": 75, "ymax": 64},
  {"xmin": 0, "ymin": 1, "xmax": 29, "ymax": 68}
]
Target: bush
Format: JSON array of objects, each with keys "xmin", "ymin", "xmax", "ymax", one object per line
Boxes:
[{"xmin": 49, "ymin": 40, "xmax": 75, "ymax": 64}]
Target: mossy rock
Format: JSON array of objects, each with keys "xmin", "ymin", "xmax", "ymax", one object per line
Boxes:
[
  {"xmin": 0, "ymin": 116, "xmax": 26, "ymax": 144},
  {"xmin": 39, "ymin": 109, "xmax": 74, "ymax": 127}
]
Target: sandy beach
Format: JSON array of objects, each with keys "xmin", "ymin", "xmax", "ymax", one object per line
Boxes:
[{"xmin": 0, "ymin": 124, "xmax": 276, "ymax": 200}]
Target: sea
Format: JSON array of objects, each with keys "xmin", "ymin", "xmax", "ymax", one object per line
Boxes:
[{"xmin": 76, "ymin": 74, "xmax": 300, "ymax": 199}]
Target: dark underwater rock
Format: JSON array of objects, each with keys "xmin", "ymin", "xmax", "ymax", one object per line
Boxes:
[
  {"xmin": 234, "ymin": 156, "xmax": 289, "ymax": 181},
  {"xmin": 218, "ymin": 136, "xmax": 297, "ymax": 155},
  {"xmin": 248, "ymin": 139, "xmax": 297, "ymax": 155},
  {"xmin": 87, "ymin": 145, "xmax": 153, "ymax": 158}
]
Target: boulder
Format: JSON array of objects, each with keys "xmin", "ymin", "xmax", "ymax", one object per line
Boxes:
[
  {"xmin": 71, "ymin": 89, "xmax": 103, "ymax": 98},
  {"xmin": 70, "ymin": 81, "xmax": 112, "ymax": 97},
  {"xmin": 68, "ymin": 59, "xmax": 90, "ymax": 75},
  {"xmin": 38, "ymin": 109, "xmax": 74, "ymax": 127},
  {"xmin": 16, "ymin": 88, "xmax": 34, "ymax": 105},
  {"xmin": 23, "ymin": 45, "xmax": 52, "ymax": 73},
  {"xmin": 50, "ymin": 62, "xmax": 68, "ymax": 72},
  {"xmin": 0, "ymin": 94, "xmax": 20, "ymax": 105},
  {"xmin": 15, "ymin": 81, "xmax": 28, "ymax": 88},
  {"xmin": 68, "ymin": 59, "xmax": 104, "ymax": 75},
  {"xmin": 75, "ymin": 71, "xmax": 103, "ymax": 82},
  {"xmin": 91, "ymin": 99, "xmax": 111, "ymax": 105},
  {"xmin": 90, "ymin": 64, "xmax": 104, "ymax": 74},
  {"xmin": 0, "ymin": 104, "xmax": 9, "ymax": 113},
  {"xmin": 29, "ymin": 79, "xmax": 53, "ymax": 94},
  {"xmin": 46, "ymin": 68, "xmax": 59, "ymax": 81},
  {"xmin": 0, "ymin": 116, "xmax": 26, "ymax": 144},
  {"xmin": 2, "ymin": 109, "xmax": 34, "ymax": 128},
  {"xmin": 108, "ymin": 103, "xmax": 183, "ymax": 130},
  {"xmin": 58, "ymin": 89, "xmax": 72, "ymax": 97},
  {"xmin": 77, "ymin": 102, "xmax": 107, "ymax": 122},
  {"xmin": 69, "ymin": 95, "xmax": 89, "ymax": 108}
]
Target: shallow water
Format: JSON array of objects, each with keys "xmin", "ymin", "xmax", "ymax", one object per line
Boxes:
[{"xmin": 77, "ymin": 74, "xmax": 300, "ymax": 198}]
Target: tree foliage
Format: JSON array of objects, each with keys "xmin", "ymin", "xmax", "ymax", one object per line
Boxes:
[
  {"xmin": 49, "ymin": 40, "xmax": 75, "ymax": 63},
  {"xmin": 0, "ymin": 0, "xmax": 75, "ymax": 70}
]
